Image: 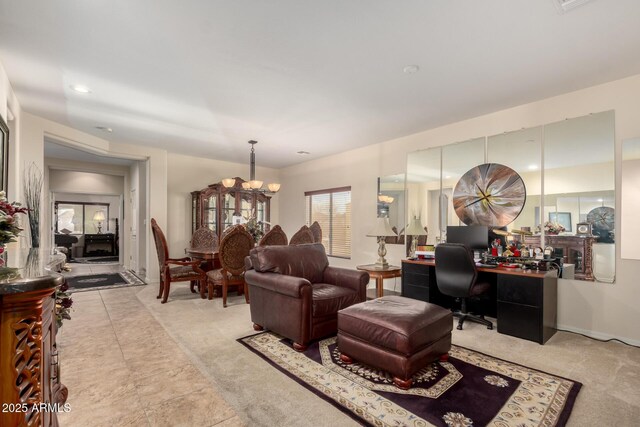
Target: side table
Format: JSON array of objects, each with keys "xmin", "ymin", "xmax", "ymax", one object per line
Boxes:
[{"xmin": 356, "ymin": 264, "xmax": 402, "ymax": 298}]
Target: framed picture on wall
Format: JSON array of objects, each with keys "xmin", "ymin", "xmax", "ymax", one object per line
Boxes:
[
  {"xmin": 549, "ymin": 212, "xmax": 572, "ymax": 232},
  {"xmin": 0, "ymin": 115, "xmax": 8, "ymax": 195}
]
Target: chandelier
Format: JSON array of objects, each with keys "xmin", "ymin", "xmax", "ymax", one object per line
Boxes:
[{"xmin": 222, "ymin": 140, "xmax": 280, "ymax": 193}]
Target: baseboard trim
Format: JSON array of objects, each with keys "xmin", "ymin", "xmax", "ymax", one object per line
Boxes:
[{"xmin": 556, "ymin": 324, "xmax": 640, "ymax": 347}]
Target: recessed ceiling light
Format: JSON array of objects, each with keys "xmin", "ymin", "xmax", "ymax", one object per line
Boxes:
[
  {"xmin": 528, "ymin": 164, "xmax": 539, "ymax": 170},
  {"xmin": 296, "ymin": 151, "xmax": 310, "ymax": 155},
  {"xmin": 95, "ymin": 126, "xmax": 112, "ymax": 133},
  {"xmin": 403, "ymin": 65, "xmax": 420, "ymax": 74},
  {"xmin": 597, "ymin": 198, "xmax": 604, "ymax": 202},
  {"xmin": 70, "ymin": 85, "xmax": 92, "ymax": 93},
  {"xmin": 445, "ymin": 175, "xmax": 451, "ymax": 179}
]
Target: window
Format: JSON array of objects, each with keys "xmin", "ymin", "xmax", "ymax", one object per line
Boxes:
[
  {"xmin": 55, "ymin": 202, "xmax": 110, "ymax": 234},
  {"xmin": 305, "ymin": 187, "xmax": 351, "ymax": 258}
]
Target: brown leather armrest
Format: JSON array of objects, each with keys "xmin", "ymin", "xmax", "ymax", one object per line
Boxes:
[
  {"xmin": 323, "ymin": 267, "xmax": 369, "ymax": 300},
  {"xmin": 245, "ymin": 270, "xmax": 311, "ymax": 298}
]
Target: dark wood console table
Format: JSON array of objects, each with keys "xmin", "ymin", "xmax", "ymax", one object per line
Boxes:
[
  {"xmin": 0, "ymin": 249, "xmax": 68, "ymax": 426},
  {"xmin": 402, "ymin": 259, "xmax": 558, "ymax": 344},
  {"xmin": 83, "ymin": 233, "xmax": 116, "ymax": 257}
]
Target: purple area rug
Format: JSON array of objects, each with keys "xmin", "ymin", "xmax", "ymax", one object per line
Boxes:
[{"xmin": 238, "ymin": 332, "xmax": 581, "ymax": 426}]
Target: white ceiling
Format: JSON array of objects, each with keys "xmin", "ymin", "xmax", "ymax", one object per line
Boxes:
[
  {"xmin": 44, "ymin": 139, "xmax": 136, "ymax": 166},
  {"xmin": 1, "ymin": 0, "xmax": 640, "ymax": 168}
]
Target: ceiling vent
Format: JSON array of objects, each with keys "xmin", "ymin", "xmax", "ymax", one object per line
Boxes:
[{"xmin": 553, "ymin": 0, "xmax": 595, "ymax": 13}]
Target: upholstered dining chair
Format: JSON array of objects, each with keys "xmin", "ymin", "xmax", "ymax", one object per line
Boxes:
[
  {"xmin": 434, "ymin": 243, "xmax": 493, "ymax": 330},
  {"xmin": 309, "ymin": 221, "xmax": 322, "ymax": 243},
  {"xmin": 191, "ymin": 227, "xmax": 219, "ymax": 251},
  {"xmin": 151, "ymin": 218, "xmax": 206, "ymax": 303},
  {"xmin": 188, "ymin": 227, "xmax": 219, "ymax": 293},
  {"xmin": 206, "ymin": 225, "xmax": 254, "ymax": 307},
  {"xmin": 259, "ymin": 225, "xmax": 288, "ymax": 246},
  {"xmin": 289, "ymin": 225, "xmax": 314, "ymax": 245}
]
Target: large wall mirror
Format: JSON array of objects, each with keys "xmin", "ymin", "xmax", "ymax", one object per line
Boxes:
[
  {"xmin": 543, "ymin": 111, "xmax": 615, "ymax": 282},
  {"xmin": 377, "ymin": 174, "xmax": 406, "ymax": 244},
  {"xmin": 621, "ymin": 137, "xmax": 640, "ymax": 260},
  {"xmin": 406, "ymin": 110, "xmax": 615, "ymax": 283},
  {"xmin": 407, "ymin": 146, "xmax": 441, "ymax": 247}
]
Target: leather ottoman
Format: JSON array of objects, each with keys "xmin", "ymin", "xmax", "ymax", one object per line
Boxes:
[{"xmin": 337, "ymin": 296, "xmax": 453, "ymax": 389}]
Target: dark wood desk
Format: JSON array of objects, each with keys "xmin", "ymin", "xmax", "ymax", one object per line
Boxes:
[
  {"xmin": 356, "ymin": 264, "xmax": 402, "ymax": 298},
  {"xmin": 402, "ymin": 259, "xmax": 558, "ymax": 344}
]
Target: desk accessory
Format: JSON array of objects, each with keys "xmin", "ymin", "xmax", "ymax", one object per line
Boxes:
[{"xmin": 576, "ymin": 222, "xmax": 592, "ymax": 236}]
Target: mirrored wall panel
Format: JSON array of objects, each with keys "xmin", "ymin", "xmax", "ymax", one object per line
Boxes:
[
  {"xmin": 407, "ymin": 147, "xmax": 441, "ymax": 246},
  {"xmin": 406, "ymin": 110, "xmax": 615, "ymax": 283},
  {"xmin": 621, "ymin": 137, "xmax": 640, "ymax": 260},
  {"xmin": 377, "ymin": 174, "xmax": 406, "ymax": 245},
  {"xmin": 442, "ymin": 137, "xmax": 485, "ymax": 235},
  {"xmin": 487, "ymin": 127, "xmax": 542, "ymax": 234},
  {"xmin": 544, "ymin": 111, "xmax": 615, "ymax": 282}
]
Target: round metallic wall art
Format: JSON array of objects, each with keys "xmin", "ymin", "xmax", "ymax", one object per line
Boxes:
[
  {"xmin": 452, "ymin": 163, "xmax": 527, "ymax": 227},
  {"xmin": 586, "ymin": 206, "xmax": 614, "ymax": 231}
]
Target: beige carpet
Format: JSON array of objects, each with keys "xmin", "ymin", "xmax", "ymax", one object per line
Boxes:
[{"xmin": 61, "ymin": 282, "xmax": 640, "ymax": 426}]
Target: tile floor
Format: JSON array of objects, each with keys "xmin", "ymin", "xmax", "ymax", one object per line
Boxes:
[
  {"xmin": 57, "ymin": 266, "xmax": 243, "ymax": 427},
  {"xmin": 56, "ymin": 266, "xmax": 640, "ymax": 426}
]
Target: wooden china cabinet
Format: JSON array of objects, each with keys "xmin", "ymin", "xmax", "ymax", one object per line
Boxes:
[{"xmin": 191, "ymin": 177, "xmax": 271, "ymax": 238}]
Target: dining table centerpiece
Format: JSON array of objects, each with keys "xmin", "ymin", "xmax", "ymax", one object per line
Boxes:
[{"xmin": 243, "ymin": 208, "xmax": 265, "ymax": 242}]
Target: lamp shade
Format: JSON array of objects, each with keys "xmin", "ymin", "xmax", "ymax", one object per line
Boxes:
[
  {"xmin": 406, "ymin": 217, "xmax": 427, "ymax": 235},
  {"xmin": 93, "ymin": 210, "xmax": 106, "ymax": 222},
  {"xmin": 249, "ymin": 180, "xmax": 263, "ymax": 189},
  {"xmin": 222, "ymin": 178, "xmax": 236, "ymax": 188},
  {"xmin": 267, "ymin": 183, "xmax": 281, "ymax": 192},
  {"xmin": 366, "ymin": 217, "xmax": 397, "ymax": 237}
]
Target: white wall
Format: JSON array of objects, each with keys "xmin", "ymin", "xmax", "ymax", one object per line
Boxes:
[
  {"xmin": 621, "ymin": 156, "xmax": 640, "ymax": 259},
  {"xmin": 167, "ymin": 153, "xmax": 280, "ymax": 258},
  {"xmin": 278, "ymin": 73, "xmax": 640, "ymax": 345},
  {"xmin": 48, "ymin": 168, "xmax": 125, "ymax": 195}
]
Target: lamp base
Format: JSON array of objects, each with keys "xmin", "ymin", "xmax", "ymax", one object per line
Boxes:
[
  {"xmin": 375, "ymin": 238, "xmax": 389, "ymax": 269},
  {"xmin": 375, "ymin": 260, "xmax": 389, "ymax": 269}
]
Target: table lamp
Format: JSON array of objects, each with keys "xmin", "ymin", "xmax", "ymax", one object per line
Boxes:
[
  {"xmin": 405, "ymin": 217, "xmax": 427, "ymax": 258},
  {"xmin": 366, "ymin": 217, "xmax": 397, "ymax": 268},
  {"xmin": 93, "ymin": 210, "xmax": 106, "ymax": 234}
]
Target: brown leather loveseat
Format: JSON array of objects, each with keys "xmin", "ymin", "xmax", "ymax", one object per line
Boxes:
[{"xmin": 245, "ymin": 243, "xmax": 369, "ymax": 351}]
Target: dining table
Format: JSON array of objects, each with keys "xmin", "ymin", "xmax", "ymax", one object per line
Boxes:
[{"xmin": 186, "ymin": 248, "xmax": 221, "ymax": 296}]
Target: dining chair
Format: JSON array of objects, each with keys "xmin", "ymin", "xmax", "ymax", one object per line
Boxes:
[
  {"xmin": 206, "ymin": 224, "xmax": 255, "ymax": 307},
  {"xmin": 289, "ymin": 225, "xmax": 314, "ymax": 245},
  {"xmin": 259, "ymin": 225, "xmax": 288, "ymax": 246},
  {"xmin": 189, "ymin": 227, "xmax": 219, "ymax": 293},
  {"xmin": 151, "ymin": 218, "xmax": 206, "ymax": 303}
]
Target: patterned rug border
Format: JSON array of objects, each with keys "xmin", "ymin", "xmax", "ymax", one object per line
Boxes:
[
  {"xmin": 66, "ymin": 270, "xmax": 146, "ymax": 293},
  {"xmin": 237, "ymin": 331, "xmax": 583, "ymax": 427},
  {"xmin": 237, "ymin": 332, "xmax": 369, "ymax": 427}
]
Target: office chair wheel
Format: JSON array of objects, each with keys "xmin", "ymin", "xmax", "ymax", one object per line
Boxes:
[
  {"xmin": 456, "ymin": 324, "xmax": 463, "ymax": 330},
  {"xmin": 487, "ymin": 324, "xmax": 493, "ymax": 330}
]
